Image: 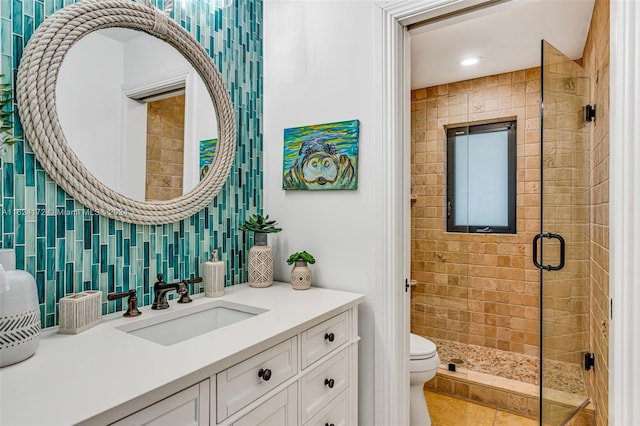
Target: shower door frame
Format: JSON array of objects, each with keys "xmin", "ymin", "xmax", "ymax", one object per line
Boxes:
[{"xmin": 538, "ymin": 39, "xmax": 592, "ymax": 425}]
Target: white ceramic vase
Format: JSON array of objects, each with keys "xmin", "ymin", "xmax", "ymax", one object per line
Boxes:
[
  {"xmin": 248, "ymin": 233, "xmax": 273, "ymax": 288},
  {"xmin": 0, "ymin": 264, "xmax": 41, "ymax": 367},
  {"xmin": 0, "ymin": 249, "xmax": 16, "ymax": 270},
  {"xmin": 290, "ymin": 261, "xmax": 312, "ymax": 290}
]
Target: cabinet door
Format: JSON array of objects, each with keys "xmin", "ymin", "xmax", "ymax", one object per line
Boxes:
[
  {"xmin": 112, "ymin": 381, "xmax": 209, "ymax": 426},
  {"xmin": 233, "ymin": 383, "xmax": 298, "ymax": 426}
]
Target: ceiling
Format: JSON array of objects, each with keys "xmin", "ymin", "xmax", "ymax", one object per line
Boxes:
[
  {"xmin": 99, "ymin": 27, "xmax": 144, "ymax": 43},
  {"xmin": 410, "ymin": 0, "xmax": 595, "ymax": 89}
]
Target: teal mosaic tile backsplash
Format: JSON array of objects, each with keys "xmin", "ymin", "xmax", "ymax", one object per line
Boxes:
[{"xmin": 0, "ymin": 0, "xmax": 263, "ymax": 328}]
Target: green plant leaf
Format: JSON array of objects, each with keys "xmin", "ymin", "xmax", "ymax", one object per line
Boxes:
[
  {"xmin": 286, "ymin": 251, "xmax": 316, "ymax": 265},
  {"xmin": 239, "ymin": 213, "xmax": 283, "ymax": 233}
]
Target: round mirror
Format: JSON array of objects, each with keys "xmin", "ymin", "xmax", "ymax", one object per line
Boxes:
[
  {"xmin": 56, "ymin": 28, "xmax": 219, "ymax": 202},
  {"xmin": 16, "ymin": 0, "xmax": 236, "ymax": 224}
]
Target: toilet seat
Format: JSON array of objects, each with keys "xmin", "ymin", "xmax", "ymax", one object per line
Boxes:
[{"xmin": 410, "ymin": 333, "xmax": 437, "ymax": 360}]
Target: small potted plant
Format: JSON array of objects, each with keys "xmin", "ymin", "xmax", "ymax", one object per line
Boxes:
[
  {"xmin": 286, "ymin": 251, "xmax": 315, "ymax": 290},
  {"xmin": 240, "ymin": 214, "xmax": 282, "ymax": 288}
]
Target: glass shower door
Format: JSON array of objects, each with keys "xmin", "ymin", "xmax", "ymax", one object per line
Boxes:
[{"xmin": 537, "ymin": 40, "xmax": 591, "ymax": 425}]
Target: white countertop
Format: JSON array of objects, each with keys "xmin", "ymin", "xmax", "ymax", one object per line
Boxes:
[{"xmin": 0, "ymin": 282, "xmax": 364, "ymax": 426}]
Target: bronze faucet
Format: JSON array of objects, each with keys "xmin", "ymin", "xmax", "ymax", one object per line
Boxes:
[
  {"xmin": 107, "ymin": 289, "xmax": 141, "ymax": 317},
  {"xmin": 151, "ymin": 273, "xmax": 201, "ymax": 310}
]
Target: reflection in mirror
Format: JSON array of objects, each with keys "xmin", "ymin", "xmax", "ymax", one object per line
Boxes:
[{"xmin": 56, "ymin": 28, "xmax": 218, "ymax": 201}]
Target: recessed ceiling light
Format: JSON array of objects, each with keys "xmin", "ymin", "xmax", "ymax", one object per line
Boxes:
[{"xmin": 459, "ymin": 57, "xmax": 481, "ymax": 66}]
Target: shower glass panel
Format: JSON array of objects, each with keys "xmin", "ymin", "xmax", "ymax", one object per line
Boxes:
[{"xmin": 539, "ymin": 40, "xmax": 590, "ymax": 425}]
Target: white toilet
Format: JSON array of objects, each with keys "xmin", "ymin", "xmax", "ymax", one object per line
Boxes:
[{"xmin": 409, "ymin": 333, "xmax": 440, "ymax": 426}]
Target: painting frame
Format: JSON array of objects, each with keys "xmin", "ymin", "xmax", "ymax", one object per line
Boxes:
[
  {"xmin": 282, "ymin": 119, "xmax": 359, "ymax": 190},
  {"xmin": 199, "ymin": 138, "xmax": 218, "ymax": 181}
]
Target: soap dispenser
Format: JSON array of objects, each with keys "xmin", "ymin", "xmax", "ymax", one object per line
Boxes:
[{"xmin": 204, "ymin": 249, "xmax": 225, "ymax": 298}]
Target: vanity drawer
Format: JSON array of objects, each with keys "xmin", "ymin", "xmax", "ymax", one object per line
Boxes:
[
  {"xmin": 301, "ymin": 312, "xmax": 348, "ymax": 369},
  {"xmin": 233, "ymin": 383, "xmax": 298, "ymax": 426},
  {"xmin": 217, "ymin": 337, "xmax": 298, "ymax": 422},
  {"xmin": 304, "ymin": 389, "xmax": 348, "ymax": 426},
  {"xmin": 112, "ymin": 380, "xmax": 209, "ymax": 426},
  {"xmin": 300, "ymin": 348, "xmax": 349, "ymax": 424}
]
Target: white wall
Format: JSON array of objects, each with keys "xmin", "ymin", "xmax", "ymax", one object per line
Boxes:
[
  {"xmin": 263, "ymin": 2, "xmax": 381, "ymax": 424},
  {"xmin": 57, "ymin": 32, "xmax": 124, "ymax": 191}
]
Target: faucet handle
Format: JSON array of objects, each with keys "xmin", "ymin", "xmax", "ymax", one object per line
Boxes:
[
  {"xmin": 177, "ymin": 287, "xmax": 192, "ymax": 304},
  {"xmin": 176, "ymin": 277, "xmax": 202, "ymax": 304},
  {"xmin": 107, "ymin": 289, "xmax": 142, "ymax": 317}
]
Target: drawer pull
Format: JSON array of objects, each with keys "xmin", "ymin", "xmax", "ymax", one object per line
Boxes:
[
  {"xmin": 258, "ymin": 368, "xmax": 272, "ymax": 381},
  {"xmin": 324, "ymin": 332, "xmax": 335, "ymax": 342},
  {"xmin": 324, "ymin": 378, "xmax": 335, "ymax": 388},
  {"xmin": 325, "ymin": 423, "xmax": 335, "ymax": 426}
]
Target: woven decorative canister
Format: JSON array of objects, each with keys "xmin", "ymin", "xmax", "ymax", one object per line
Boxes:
[
  {"xmin": 0, "ymin": 264, "xmax": 41, "ymax": 367},
  {"xmin": 58, "ymin": 290, "xmax": 102, "ymax": 334}
]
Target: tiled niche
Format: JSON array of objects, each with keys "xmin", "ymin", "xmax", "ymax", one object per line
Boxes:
[{"xmin": 0, "ymin": 0, "xmax": 263, "ymax": 328}]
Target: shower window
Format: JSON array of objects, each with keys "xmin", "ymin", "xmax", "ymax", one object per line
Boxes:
[{"xmin": 446, "ymin": 120, "xmax": 517, "ymax": 234}]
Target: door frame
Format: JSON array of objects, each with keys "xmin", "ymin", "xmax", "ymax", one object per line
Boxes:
[
  {"xmin": 374, "ymin": 4, "xmax": 410, "ymax": 425},
  {"xmin": 376, "ymin": 0, "xmax": 639, "ymax": 424},
  {"xmin": 609, "ymin": 1, "xmax": 640, "ymax": 424}
]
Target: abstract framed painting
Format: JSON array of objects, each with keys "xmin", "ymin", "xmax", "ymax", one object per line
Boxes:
[
  {"xmin": 199, "ymin": 138, "xmax": 217, "ymax": 180},
  {"xmin": 282, "ymin": 119, "xmax": 359, "ymax": 190}
]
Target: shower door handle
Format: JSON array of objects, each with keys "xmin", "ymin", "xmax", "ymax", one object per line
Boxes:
[{"xmin": 532, "ymin": 233, "xmax": 565, "ymax": 271}]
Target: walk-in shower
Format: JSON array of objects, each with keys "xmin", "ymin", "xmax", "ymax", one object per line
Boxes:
[{"xmin": 410, "ymin": 39, "xmax": 593, "ymax": 425}]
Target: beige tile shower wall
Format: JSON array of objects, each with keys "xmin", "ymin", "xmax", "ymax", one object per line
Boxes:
[
  {"xmin": 410, "ymin": 69, "xmax": 542, "ymax": 357},
  {"xmin": 145, "ymin": 94, "xmax": 186, "ymax": 201},
  {"xmin": 581, "ymin": 0, "xmax": 610, "ymax": 424}
]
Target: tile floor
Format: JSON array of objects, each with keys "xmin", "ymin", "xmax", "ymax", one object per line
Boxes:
[{"xmin": 425, "ymin": 391, "xmax": 538, "ymax": 426}]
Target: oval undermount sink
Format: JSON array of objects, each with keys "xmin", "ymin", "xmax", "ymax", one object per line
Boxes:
[{"xmin": 116, "ymin": 300, "xmax": 267, "ymax": 346}]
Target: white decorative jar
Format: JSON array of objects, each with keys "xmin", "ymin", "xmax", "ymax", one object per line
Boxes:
[
  {"xmin": 0, "ymin": 263, "xmax": 41, "ymax": 367},
  {"xmin": 248, "ymin": 233, "xmax": 273, "ymax": 288},
  {"xmin": 290, "ymin": 261, "xmax": 312, "ymax": 290}
]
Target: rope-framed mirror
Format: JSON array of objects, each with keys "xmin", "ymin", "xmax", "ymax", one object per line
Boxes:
[{"xmin": 16, "ymin": 0, "xmax": 236, "ymax": 225}]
